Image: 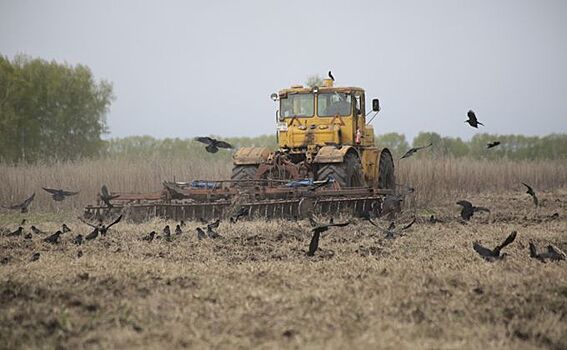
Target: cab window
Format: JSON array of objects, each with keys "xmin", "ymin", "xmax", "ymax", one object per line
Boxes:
[
  {"xmin": 280, "ymin": 94, "xmax": 314, "ymax": 118},
  {"xmin": 317, "ymin": 92, "xmax": 352, "ymax": 117}
]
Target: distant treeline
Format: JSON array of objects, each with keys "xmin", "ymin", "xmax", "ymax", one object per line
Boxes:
[{"xmin": 101, "ymin": 133, "xmax": 567, "ymax": 161}]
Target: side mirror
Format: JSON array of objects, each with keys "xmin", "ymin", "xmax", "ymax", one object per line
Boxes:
[
  {"xmin": 270, "ymin": 93, "xmax": 278, "ymax": 101},
  {"xmin": 372, "ymin": 98, "xmax": 380, "ymax": 112}
]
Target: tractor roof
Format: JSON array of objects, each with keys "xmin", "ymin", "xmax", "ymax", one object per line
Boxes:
[{"xmin": 279, "ymin": 84, "xmax": 365, "ymax": 96}]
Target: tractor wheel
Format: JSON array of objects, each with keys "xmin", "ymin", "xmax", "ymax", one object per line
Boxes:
[
  {"xmin": 377, "ymin": 149, "xmax": 395, "ymax": 190},
  {"xmin": 231, "ymin": 165, "xmax": 258, "ymax": 182},
  {"xmin": 317, "ymin": 153, "xmax": 365, "ymax": 188}
]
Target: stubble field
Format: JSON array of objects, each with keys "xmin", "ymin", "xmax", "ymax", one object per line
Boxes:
[{"xmin": 1, "ymin": 158, "xmax": 566, "ymax": 349}]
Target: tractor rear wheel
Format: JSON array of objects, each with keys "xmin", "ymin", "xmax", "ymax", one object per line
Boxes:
[
  {"xmin": 317, "ymin": 153, "xmax": 365, "ymax": 188},
  {"xmin": 377, "ymin": 149, "xmax": 395, "ymax": 190},
  {"xmin": 231, "ymin": 165, "xmax": 258, "ymax": 182}
]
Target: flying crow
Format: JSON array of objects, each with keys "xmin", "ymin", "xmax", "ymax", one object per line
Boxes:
[
  {"xmin": 42, "ymin": 187, "xmax": 79, "ymax": 201},
  {"xmin": 465, "ymin": 110, "xmax": 484, "ymax": 128},
  {"xmin": 100, "ymin": 185, "xmax": 119, "ymax": 208},
  {"xmin": 2, "ymin": 193, "xmax": 35, "ymax": 213},
  {"xmin": 400, "ymin": 143, "xmax": 433, "ymax": 160},
  {"xmin": 487, "ymin": 141, "xmax": 500, "ymax": 149},
  {"xmin": 194, "ymin": 137, "xmax": 233, "ymax": 153},
  {"xmin": 522, "ymin": 183, "xmax": 538, "ymax": 207},
  {"xmin": 457, "ymin": 200, "xmax": 490, "ymax": 221},
  {"xmin": 473, "ymin": 231, "xmax": 517, "ymax": 261},
  {"xmin": 307, "ymin": 220, "xmax": 351, "ymax": 256}
]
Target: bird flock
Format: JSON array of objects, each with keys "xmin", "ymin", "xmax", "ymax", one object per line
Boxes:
[{"xmin": 0, "ymin": 75, "xmax": 563, "ymax": 264}]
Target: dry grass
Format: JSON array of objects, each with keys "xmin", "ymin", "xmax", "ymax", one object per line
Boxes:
[
  {"xmin": 1, "ymin": 157, "xmax": 566, "ymax": 348},
  {"xmin": 1, "ymin": 191, "xmax": 566, "ymax": 349},
  {"xmin": 1, "ymin": 157, "xmax": 566, "ymax": 212}
]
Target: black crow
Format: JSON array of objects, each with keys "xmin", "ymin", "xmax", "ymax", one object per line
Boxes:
[
  {"xmin": 100, "ymin": 185, "xmax": 119, "ymax": 208},
  {"xmin": 6, "ymin": 227, "xmax": 23, "ymax": 237},
  {"xmin": 328, "ymin": 71, "xmax": 335, "ymax": 81},
  {"xmin": 73, "ymin": 234, "xmax": 84, "ymax": 245},
  {"xmin": 307, "ymin": 220, "xmax": 351, "ymax": 256},
  {"xmin": 196, "ymin": 227, "xmax": 206, "ymax": 240},
  {"xmin": 2, "ymin": 193, "xmax": 35, "ymax": 213},
  {"xmin": 522, "ymin": 183, "xmax": 538, "ymax": 207},
  {"xmin": 85, "ymin": 228, "xmax": 99, "ymax": 241},
  {"xmin": 373, "ymin": 217, "xmax": 416, "ymax": 239},
  {"xmin": 400, "ymin": 143, "xmax": 433, "ymax": 160},
  {"xmin": 142, "ymin": 231, "xmax": 156, "ymax": 242},
  {"xmin": 207, "ymin": 226, "xmax": 222, "ymax": 239},
  {"xmin": 42, "ymin": 187, "xmax": 79, "ymax": 201},
  {"xmin": 194, "ymin": 137, "xmax": 233, "ymax": 153},
  {"xmin": 207, "ymin": 219, "xmax": 220, "ymax": 230},
  {"xmin": 473, "ymin": 231, "xmax": 517, "ymax": 261},
  {"xmin": 31, "ymin": 226, "xmax": 47, "ymax": 235},
  {"xmin": 457, "ymin": 200, "xmax": 490, "ymax": 221},
  {"xmin": 44, "ymin": 231, "xmax": 62, "ymax": 244},
  {"xmin": 465, "ymin": 110, "xmax": 484, "ymax": 128},
  {"xmin": 79, "ymin": 215, "xmax": 122, "ymax": 236},
  {"xmin": 529, "ymin": 242, "xmax": 566, "ymax": 262},
  {"xmin": 230, "ymin": 207, "xmax": 249, "ymax": 223},
  {"xmin": 487, "ymin": 141, "xmax": 500, "ymax": 149}
]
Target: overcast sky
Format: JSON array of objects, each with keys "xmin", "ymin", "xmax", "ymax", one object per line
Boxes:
[{"xmin": 1, "ymin": 0, "xmax": 566, "ymax": 141}]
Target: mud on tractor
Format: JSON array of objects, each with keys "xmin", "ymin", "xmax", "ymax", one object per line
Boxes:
[{"xmin": 84, "ymin": 78, "xmax": 396, "ymax": 221}]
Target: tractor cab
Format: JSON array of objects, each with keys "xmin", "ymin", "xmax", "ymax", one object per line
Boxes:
[{"xmin": 275, "ymin": 79, "xmax": 378, "ymax": 154}]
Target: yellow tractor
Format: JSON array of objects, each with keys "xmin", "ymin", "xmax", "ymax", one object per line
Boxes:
[
  {"xmin": 84, "ymin": 78, "xmax": 396, "ymax": 221},
  {"xmin": 232, "ymin": 78, "xmax": 395, "ymax": 190}
]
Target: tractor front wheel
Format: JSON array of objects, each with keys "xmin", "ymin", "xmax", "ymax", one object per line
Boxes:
[
  {"xmin": 317, "ymin": 153, "xmax": 365, "ymax": 188},
  {"xmin": 377, "ymin": 149, "xmax": 395, "ymax": 190}
]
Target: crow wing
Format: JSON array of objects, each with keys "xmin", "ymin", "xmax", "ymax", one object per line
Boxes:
[
  {"xmin": 473, "ymin": 206, "xmax": 490, "ymax": 213},
  {"xmin": 307, "ymin": 231, "xmax": 320, "ymax": 256},
  {"xmin": 78, "ymin": 216, "xmax": 98, "ymax": 229},
  {"xmin": 415, "ymin": 143, "xmax": 433, "ymax": 151},
  {"xmin": 106, "ymin": 215, "xmax": 123, "ymax": 230},
  {"xmin": 195, "ymin": 136, "xmax": 214, "ymax": 145},
  {"xmin": 42, "ymin": 187, "xmax": 61, "ymax": 195},
  {"xmin": 467, "ymin": 110, "xmax": 477, "ymax": 122},
  {"xmin": 61, "ymin": 190, "xmax": 79, "ymax": 196},
  {"xmin": 457, "ymin": 200, "xmax": 473, "ymax": 210},
  {"xmin": 473, "ymin": 242, "xmax": 494, "ymax": 258},
  {"xmin": 215, "ymin": 140, "xmax": 233, "ymax": 149},
  {"xmin": 400, "ymin": 217, "xmax": 417, "ymax": 231},
  {"xmin": 327, "ymin": 221, "xmax": 351, "ymax": 228},
  {"xmin": 522, "ymin": 183, "xmax": 535, "ymax": 196},
  {"xmin": 494, "ymin": 231, "xmax": 517, "ymax": 255},
  {"xmin": 400, "ymin": 149, "xmax": 416, "ymax": 159}
]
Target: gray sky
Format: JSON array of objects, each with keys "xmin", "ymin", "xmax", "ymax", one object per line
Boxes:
[{"xmin": 1, "ymin": 0, "xmax": 566, "ymax": 141}]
